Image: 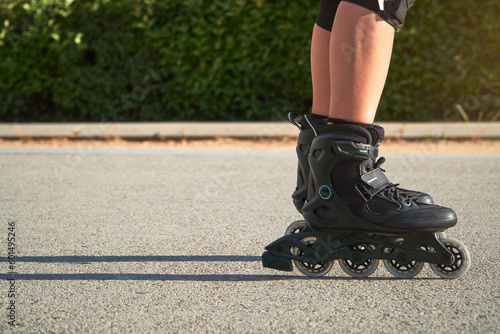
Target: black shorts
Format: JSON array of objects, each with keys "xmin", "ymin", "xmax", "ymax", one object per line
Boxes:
[{"xmin": 316, "ymin": 0, "xmax": 414, "ymax": 31}]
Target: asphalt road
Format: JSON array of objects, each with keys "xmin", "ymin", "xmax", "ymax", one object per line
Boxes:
[{"xmin": 0, "ymin": 148, "xmax": 499, "ymax": 333}]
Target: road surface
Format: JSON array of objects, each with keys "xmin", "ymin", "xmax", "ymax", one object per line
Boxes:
[{"xmin": 0, "ymin": 147, "xmax": 499, "ymax": 333}]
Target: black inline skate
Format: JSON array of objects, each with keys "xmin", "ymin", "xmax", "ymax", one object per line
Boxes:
[
  {"xmin": 263, "ymin": 117, "xmax": 470, "ymax": 278},
  {"xmin": 284, "ymin": 112, "xmax": 435, "ymax": 235}
]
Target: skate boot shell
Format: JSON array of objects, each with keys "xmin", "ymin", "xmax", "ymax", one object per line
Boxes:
[
  {"xmin": 301, "ymin": 125, "xmax": 457, "ymax": 232},
  {"xmin": 288, "ymin": 112, "xmax": 434, "ymax": 215}
]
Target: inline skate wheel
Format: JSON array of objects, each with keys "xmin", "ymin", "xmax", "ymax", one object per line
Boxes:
[
  {"xmin": 293, "ymin": 236, "xmax": 334, "ymax": 277},
  {"xmin": 338, "ymin": 244, "xmax": 379, "ymax": 278},
  {"xmin": 285, "ymin": 220, "xmax": 306, "ymax": 235},
  {"xmin": 383, "ymin": 259, "xmax": 424, "ymax": 279},
  {"xmin": 430, "ymin": 238, "xmax": 471, "ymax": 279}
]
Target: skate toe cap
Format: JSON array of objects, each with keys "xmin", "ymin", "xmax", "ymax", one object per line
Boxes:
[{"xmin": 384, "ymin": 206, "xmax": 457, "ymax": 230}]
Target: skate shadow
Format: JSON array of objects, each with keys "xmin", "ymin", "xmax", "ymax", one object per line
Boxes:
[
  {"xmin": 0, "ymin": 255, "xmax": 439, "ymax": 281},
  {"xmin": 8, "ymin": 255, "xmax": 262, "ymax": 263}
]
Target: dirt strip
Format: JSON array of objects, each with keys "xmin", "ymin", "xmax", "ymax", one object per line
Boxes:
[{"xmin": 1, "ymin": 137, "xmax": 500, "ymax": 154}]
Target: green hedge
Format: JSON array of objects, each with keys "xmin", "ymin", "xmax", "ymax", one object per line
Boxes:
[
  {"xmin": 382, "ymin": 0, "xmax": 500, "ymax": 121},
  {"xmin": 0, "ymin": 0, "xmax": 499, "ymax": 122}
]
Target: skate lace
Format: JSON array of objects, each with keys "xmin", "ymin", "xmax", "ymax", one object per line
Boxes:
[{"xmin": 373, "ymin": 157, "xmax": 417, "ymax": 205}]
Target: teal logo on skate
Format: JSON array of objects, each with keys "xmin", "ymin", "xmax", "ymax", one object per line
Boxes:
[{"xmin": 319, "ymin": 185, "xmax": 333, "ymax": 200}]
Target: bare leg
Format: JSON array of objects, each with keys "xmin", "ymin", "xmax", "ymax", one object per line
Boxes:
[
  {"xmin": 328, "ymin": 2, "xmax": 395, "ymax": 124},
  {"xmin": 310, "ymin": 24, "xmax": 331, "ymax": 117}
]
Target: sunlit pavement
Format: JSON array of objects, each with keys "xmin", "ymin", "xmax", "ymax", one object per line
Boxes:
[{"xmin": 1, "ymin": 148, "xmax": 498, "ymax": 332}]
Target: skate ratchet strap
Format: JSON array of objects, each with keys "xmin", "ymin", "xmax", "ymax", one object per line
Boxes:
[
  {"xmin": 351, "ymin": 168, "xmax": 391, "ymax": 206},
  {"xmin": 331, "ymin": 141, "xmax": 378, "ymax": 160},
  {"xmin": 361, "ymin": 168, "xmax": 390, "ymax": 189}
]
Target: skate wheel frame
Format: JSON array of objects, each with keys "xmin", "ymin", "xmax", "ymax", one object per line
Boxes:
[{"xmin": 269, "ymin": 224, "xmax": 470, "ymax": 279}]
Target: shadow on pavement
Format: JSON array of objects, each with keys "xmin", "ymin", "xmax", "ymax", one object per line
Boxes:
[
  {"xmin": 0, "ymin": 273, "xmax": 321, "ymax": 281},
  {"xmin": 5, "ymin": 255, "xmax": 262, "ymax": 263},
  {"xmin": 0, "ymin": 255, "xmax": 439, "ymax": 281}
]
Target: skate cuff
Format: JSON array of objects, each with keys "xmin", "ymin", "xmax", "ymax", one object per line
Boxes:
[{"xmin": 331, "ymin": 141, "xmax": 378, "ymax": 160}]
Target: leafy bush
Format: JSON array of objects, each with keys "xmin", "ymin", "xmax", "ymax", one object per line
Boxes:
[
  {"xmin": 0, "ymin": 0, "xmax": 498, "ymax": 122},
  {"xmin": 381, "ymin": 0, "xmax": 500, "ymax": 121}
]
